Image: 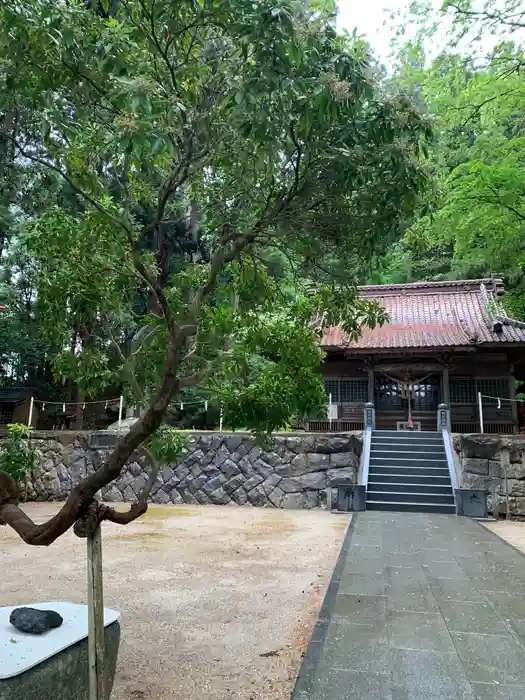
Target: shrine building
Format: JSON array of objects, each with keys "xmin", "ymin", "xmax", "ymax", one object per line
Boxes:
[{"xmin": 307, "ymin": 279, "xmax": 525, "ymax": 434}]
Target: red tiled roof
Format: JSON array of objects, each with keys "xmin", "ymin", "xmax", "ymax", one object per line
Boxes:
[{"xmin": 321, "ymin": 279, "xmax": 525, "ymax": 351}]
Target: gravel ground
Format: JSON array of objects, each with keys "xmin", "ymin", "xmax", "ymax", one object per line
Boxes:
[
  {"xmin": 483, "ymin": 519, "xmax": 525, "ymax": 553},
  {"xmin": 1, "ymin": 503, "xmax": 348, "ymax": 700}
]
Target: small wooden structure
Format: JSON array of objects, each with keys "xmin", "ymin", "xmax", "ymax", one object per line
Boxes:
[
  {"xmin": 308, "ymin": 279, "xmax": 525, "ymax": 434},
  {"xmin": 0, "ymin": 388, "xmax": 36, "ymax": 427}
]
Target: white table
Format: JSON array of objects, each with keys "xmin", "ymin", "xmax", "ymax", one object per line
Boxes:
[{"xmin": 0, "ymin": 602, "xmax": 120, "ymax": 680}]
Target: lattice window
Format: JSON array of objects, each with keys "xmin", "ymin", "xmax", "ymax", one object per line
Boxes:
[
  {"xmin": 323, "ymin": 378, "xmax": 368, "ymax": 403},
  {"xmin": 450, "ymin": 378, "xmax": 475, "ymax": 404},
  {"xmin": 0, "ymin": 403, "xmax": 14, "ymax": 426},
  {"xmin": 477, "ymin": 378, "xmax": 509, "ymax": 405},
  {"xmin": 341, "ymin": 379, "xmax": 368, "ymax": 403},
  {"xmin": 323, "ymin": 379, "xmax": 340, "ymax": 403},
  {"xmin": 375, "ymin": 378, "xmax": 404, "ymax": 409},
  {"xmin": 412, "ymin": 378, "xmax": 439, "ymax": 411}
]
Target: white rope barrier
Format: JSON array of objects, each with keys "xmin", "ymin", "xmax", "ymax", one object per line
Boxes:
[
  {"xmin": 477, "ymin": 392, "xmax": 525, "ymax": 434},
  {"xmin": 478, "ymin": 393, "xmax": 525, "ymax": 403},
  {"xmin": 31, "ymin": 397, "xmax": 212, "ymax": 410},
  {"xmin": 32, "ymin": 397, "xmax": 122, "ymax": 410},
  {"xmin": 27, "ymin": 395, "xmax": 213, "ymax": 427}
]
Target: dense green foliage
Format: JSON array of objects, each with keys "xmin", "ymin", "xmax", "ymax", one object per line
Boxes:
[
  {"xmin": 0, "ymin": 423, "xmax": 35, "ymax": 484},
  {"xmin": 0, "ymin": 0, "xmax": 429, "ymax": 434},
  {"xmin": 369, "ymin": 0, "xmax": 525, "ymax": 319}
]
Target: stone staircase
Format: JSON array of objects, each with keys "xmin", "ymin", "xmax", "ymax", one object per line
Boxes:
[{"xmin": 366, "ymin": 430, "xmax": 456, "ymax": 514}]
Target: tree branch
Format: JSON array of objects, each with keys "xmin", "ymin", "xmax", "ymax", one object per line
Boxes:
[
  {"xmin": 108, "ymin": 334, "xmax": 144, "ymax": 404},
  {"xmin": 460, "ymin": 192, "xmax": 525, "ymax": 222},
  {"xmin": 459, "ymin": 87, "xmax": 522, "ymax": 127},
  {"xmin": 7, "ymin": 137, "xmax": 131, "ymax": 235},
  {"xmin": 0, "ymin": 318, "xmax": 184, "ymax": 544},
  {"xmin": 85, "ymin": 445, "xmax": 161, "ymax": 531},
  {"xmin": 178, "ymin": 363, "xmax": 212, "ymax": 388},
  {"xmin": 289, "ymin": 122, "xmax": 303, "ymax": 194},
  {"xmin": 447, "ymin": 4, "xmax": 525, "ymax": 30},
  {"xmin": 7, "ymin": 134, "xmax": 180, "ymax": 341}
]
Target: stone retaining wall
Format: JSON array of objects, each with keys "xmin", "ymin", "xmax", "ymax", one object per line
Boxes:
[
  {"xmin": 453, "ymin": 434, "xmax": 525, "ymax": 516},
  {"xmin": 23, "ymin": 431, "xmax": 362, "ymax": 509}
]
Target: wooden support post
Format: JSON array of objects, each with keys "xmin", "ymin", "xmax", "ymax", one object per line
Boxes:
[
  {"xmin": 117, "ymin": 395, "xmax": 124, "ymax": 430},
  {"xmin": 87, "ymin": 524, "xmax": 105, "ymax": 700},
  {"xmin": 27, "ymin": 395, "xmax": 34, "ymax": 427},
  {"xmin": 367, "ymin": 368, "xmax": 374, "ymax": 404},
  {"xmin": 478, "ymin": 392, "xmax": 484, "ymax": 434},
  {"xmin": 442, "ymin": 367, "xmax": 450, "ymax": 406}
]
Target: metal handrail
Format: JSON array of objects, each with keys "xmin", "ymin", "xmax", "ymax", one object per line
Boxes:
[
  {"xmin": 358, "ymin": 402, "xmax": 375, "ymax": 488},
  {"xmin": 438, "ymin": 403, "xmax": 459, "ymax": 492},
  {"xmin": 442, "ymin": 426, "xmax": 459, "ymax": 491},
  {"xmin": 359, "ymin": 425, "xmax": 372, "ymax": 488}
]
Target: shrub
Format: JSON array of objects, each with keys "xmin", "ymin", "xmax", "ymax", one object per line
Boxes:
[{"xmin": 0, "ymin": 423, "xmax": 36, "ymax": 485}]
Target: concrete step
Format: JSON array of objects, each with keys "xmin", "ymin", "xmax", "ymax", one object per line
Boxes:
[
  {"xmin": 366, "ymin": 490, "xmax": 455, "ymax": 505},
  {"xmin": 366, "ymin": 429, "xmax": 454, "ymax": 514},
  {"xmin": 368, "ymin": 482, "xmax": 453, "ymax": 495},
  {"xmin": 372, "ymin": 432, "xmax": 443, "ymax": 439},
  {"xmin": 370, "ymin": 456, "xmax": 448, "ymax": 468},
  {"xmin": 367, "ymin": 472, "xmax": 453, "ymax": 485},
  {"xmin": 371, "ymin": 449, "xmax": 446, "ymax": 459},
  {"xmin": 370, "ymin": 441, "xmax": 445, "ymax": 452},
  {"xmin": 372, "ymin": 432, "xmax": 442, "ymax": 444},
  {"xmin": 368, "ymin": 465, "xmax": 450, "ymax": 477},
  {"xmin": 373, "ymin": 430, "xmax": 440, "ymax": 436},
  {"xmin": 366, "ymin": 500, "xmax": 456, "ymax": 514}
]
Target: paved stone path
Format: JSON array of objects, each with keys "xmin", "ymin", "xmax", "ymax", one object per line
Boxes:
[{"xmin": 293, "ymin": 512, "xmax": 525, "ymax": 700}]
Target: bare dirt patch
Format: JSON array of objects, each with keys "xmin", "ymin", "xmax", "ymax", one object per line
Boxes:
[{"xmin": 1, "ymin": 503, "xmax": 347, "ymax": 700}]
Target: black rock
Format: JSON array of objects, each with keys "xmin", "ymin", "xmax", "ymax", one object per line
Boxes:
[{"xmin": 9, "ymin": 607, "xmax": 63, "ymax": 635}]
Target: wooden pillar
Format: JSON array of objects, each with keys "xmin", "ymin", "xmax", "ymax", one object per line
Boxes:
[
  {"xmin": 509, "ymin": 364, "xmax": 518, "ymax": 434},
  {"xmin": 367, "ymin": 367, "xmax": 375, "ymax": 404},
  {"xmin": 442, "ymin": 366, "xmax": 450, "ymax": 406}
]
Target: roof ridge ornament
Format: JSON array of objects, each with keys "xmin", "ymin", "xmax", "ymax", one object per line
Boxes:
[{"xmin": 480, "ymin": 282, "xmax": 525, "ymax": 332}]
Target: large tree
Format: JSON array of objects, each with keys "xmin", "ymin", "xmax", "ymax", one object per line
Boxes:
[
  {"xmin": 374, "ymin": 2, "xmax": 525, "ymax": 311},
  {"xmin": 0, "ymin": 0, "xmax": 429, "ymax": 545},
  {"xmin": 398, "ymin": 43, "xmax": 525, "ymax": 274}
]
